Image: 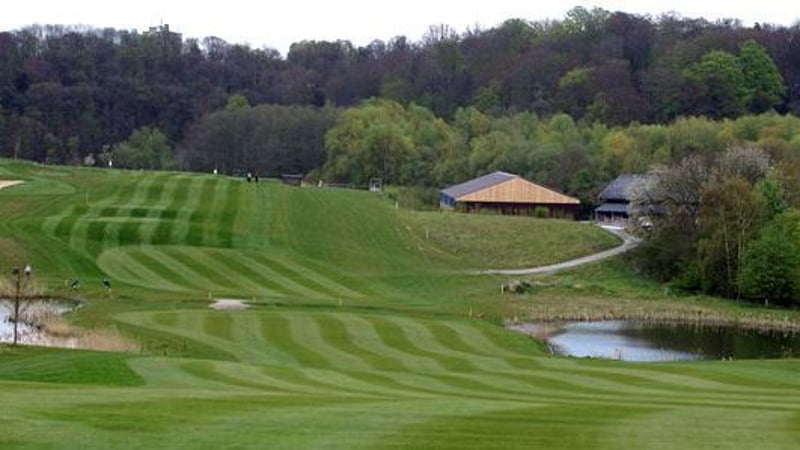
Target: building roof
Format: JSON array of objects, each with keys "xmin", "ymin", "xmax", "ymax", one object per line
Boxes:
[
  {"xmin": 441, "ymin": 171, "xmax": 516, "ymax": 199},
  {"xmin": 598, "ymin": 174, "xmax": 645, "ymax": 202},
  {"xmin": 441, "ymin": 171, "xmax": 579, "ymax": 205}
]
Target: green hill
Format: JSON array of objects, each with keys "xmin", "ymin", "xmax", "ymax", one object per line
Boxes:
[{"xmin": 2, "ymin": 160, "xmax": 800, "ymax": 449}]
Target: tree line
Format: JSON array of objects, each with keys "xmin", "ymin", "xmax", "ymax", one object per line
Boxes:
[
  {"xmin": 628, "ymin": 145, "xmax": 800, "ymax": 306},
  {"xmin": 1, "ymin": 8, "xmax": 799, "ymax": 166}
]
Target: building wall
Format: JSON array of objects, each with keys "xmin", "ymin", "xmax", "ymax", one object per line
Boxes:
[
  {"xmin": 439, "ymin": 193, "xmax": 457, "ymax": 209},
  {"xmin": 459, "ymin": 201, "xmax": 579, "ymax": 219}
]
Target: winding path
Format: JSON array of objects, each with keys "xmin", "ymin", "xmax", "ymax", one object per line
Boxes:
[{"xmin": 474, "ymin": 225, "xmax": 640, "ymax": 276}]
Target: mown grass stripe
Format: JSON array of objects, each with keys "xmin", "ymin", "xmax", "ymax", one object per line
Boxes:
[
  {"xmin": 259, "ymin": 366, "xmax": 394, "ymax": 397},
  {"xmin": 138, "ymin": 175, "xmax": 183, "ymax": 245},
  {"xmin": 166, "ymin": 247, "xmax": 239, "ymax": 291},
  {"xmin": 235, "ymin": 180, "xmax": 271, "ymax": 250},
  {"xmin": 194, "ymin": 248, "xmax": 284, "ymax": 296},
  {"xmin": 115, "ymin": 312, "xmax": 242, "ymax": 362},
  {"xmin": 292, "ymin": 257, "xmax": 380, "ymax": 298},
  {"xmin": 70, "ymin": 174, "xmax": 145, "ymax": 253},
  {"xmin": 494, "ymin": 371, "xmax": 645, "ymax": 398},
  {"xmin": 284, "ymin": 313, "xmax": 373, "ymax": 372},
  {"xmin": 301, "ymin": 368, "xmax": 426, "ymax": 398},
  {"xmin": 202, "ymin": 312, "xmax": 234, "ymax": 342},
  {"xmin": 186, "ymin": 177, "xmax": 217, "ymax": 246},
  {"xmin": 151, "ymin": 176, "xmax": 192, "ymax": 245},
  {"xmin": 227, "ymin": 313, "xmax": 297, "ymax": 365},
  {"xmin": 246, "ymin": 253, "xmax": 353, "ymax": 300},
  {"xmin": 106, "ymin": 172, "xmax": 143, "ymax": 206},
  {"xmin": 144, "ymin": 174, "xmax": 167, "ymax": 203},
  {"xmin": 377, "ymin": 371, "xmax": 517, "ymax": 400},
  {"xmin": 41, "ymin": 204, "xmax": 77, "ymax": 238},
  {"xmin": 444, "ymin": 371, "xmax": 592, "ymax": 400},
  {"xmin": 340, "ymin": 314, "xmax": 445, "ymax": 373},
  {"xmin": 170, "ymin": 176, "xmax": 207, "ymax": 245},
  {"xmin": 115, "ymin": 249, "xmax": 188, "ymax": 291},
  {"xmin": 216, "ymin": 179, "xmax": 239, "ymax": 248},
  {"xmin": 383, "ymin": 316, "xmax": 516, "ymax": 372},
  {"xmin": 312, "ymin": 314, "xmax": 397, "ymax": 372},
  {"xmin": 134, "ymin": 248, "xmax": 231, "ymax": 294},
  {"xmin": 103, "ymin": 174, "xmax": 159, "ymax": 248},
  {"xmin": 336, "ymin": 371, "xmax": 439, "ymax": 399},
  {"xmin": 184, "ymin": 361, "xmax": 336, "ymax": 396},
  {"xmin": 125, "ymin": 357, "xmax": 234, "ymax": 390},
  {"xmin": 259, "ymin": 313, "xmax": 332, "ymax": 370},
  {"xmin": 262, "ymin": 255, "xmax": 367, "ymax": 299},
  {"xmin": 234, "ymin": 254, "xmax": 333, "ymax": 299},
  {"xmin": 95, "ymin": 249, "xmax": 141, "ymax": 283},
  {"xmin": 426, "ymin": 322, "xmax": 540, "ymax": 371},
  {"xmin": 206, "ymin": 251, "xmax": 294, "ymax": 298},
  {"xmin": 442, "ymin": 322, "xmax": 540, "ymax": 362},
  {"xmin": 124, "ymin": 248, "xmax": 197, "ymax": 292},
  {"xmin": 201, "ymin": 177, "xmax": 229, "ymax": 247}
]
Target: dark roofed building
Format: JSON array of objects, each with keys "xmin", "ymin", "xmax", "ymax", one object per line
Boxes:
[
  {"xmin": 440, "ymin": 171, "xmax": 580, "ymax": 218},
  {"xmin": 595, "ymin": 174, "xmax": 645, "ymax": 222},
  {"xmin": 281, "ymin": 173, "xmax": 304, "ymax": 186}
]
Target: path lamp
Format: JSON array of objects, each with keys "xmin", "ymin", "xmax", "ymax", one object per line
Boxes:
[{"xmin": 10, "ymin": 264, "xmax": 31, "ymax": 346}]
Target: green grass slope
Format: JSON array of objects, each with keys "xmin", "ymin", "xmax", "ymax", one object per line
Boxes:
[{"xmin": 2, "ymin": 159, "xmax": 800, "ymax": 449}]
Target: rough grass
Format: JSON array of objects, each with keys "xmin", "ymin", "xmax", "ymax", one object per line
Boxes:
[
  {"xmin": 405, "ymin": 210, "xmax": 620, "ymax": 269},
  {"xmin": 2, "ymin": 159, "xmax": 800, "ymax": 449}
]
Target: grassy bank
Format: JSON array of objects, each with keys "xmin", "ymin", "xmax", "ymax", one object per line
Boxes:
[
  {"xmin": 2, "ymin": 159, "xmax": 800, "ymax": 449},
  {"xmin": 494, "ymin": 259, "xmax": 800, "ymax": 332},
  {"xmin": 404, "ymin": 210, "xmax": 619, "ymax": 269}
]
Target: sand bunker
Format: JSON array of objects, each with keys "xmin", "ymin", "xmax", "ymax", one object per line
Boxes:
[
  {"xmin": 209, "ymin": 299, "xmax": 250, "ymax": 310},
  {"xmin": 0, "ymin": 180, "xmax": 23, "ymax": 190}
]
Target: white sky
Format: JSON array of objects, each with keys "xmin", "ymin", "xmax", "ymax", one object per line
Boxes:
[{"xmin": 2, "ymin": 1, "xmax": 799, "ymax": 56}]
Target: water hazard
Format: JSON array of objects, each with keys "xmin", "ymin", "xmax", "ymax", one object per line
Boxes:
[
  {"xmin": 509, "ymin": 320, "xmax": 800, "ymax": 362},
  {"xmin": 0, "ymin": 299, "xmax": 74, "ymax": 345}
]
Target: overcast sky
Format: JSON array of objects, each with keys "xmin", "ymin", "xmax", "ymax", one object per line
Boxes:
[{"xmin": 3, "ymin": 1, "xmax": 799, "ymax": 56}]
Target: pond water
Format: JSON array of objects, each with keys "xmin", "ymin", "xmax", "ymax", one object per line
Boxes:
[
  {"xmin": 0, "ymin": 299, "xmax": 74, "ymax": 345},
  {"xmin": 509, "ymin": 320, "xmax": 800, "ymax": 362}
]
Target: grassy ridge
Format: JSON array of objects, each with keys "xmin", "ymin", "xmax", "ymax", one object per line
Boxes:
[{"xmin": 3, "ymin": 159, "xmax": 800, "ymax": 449}]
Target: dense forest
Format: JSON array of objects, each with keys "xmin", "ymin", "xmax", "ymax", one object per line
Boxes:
[{"xmin": 0, "ymin": 7, "xmax": 797, "ymax": 167}]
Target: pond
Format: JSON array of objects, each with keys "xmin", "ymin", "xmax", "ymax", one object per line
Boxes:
[
  {"xmin": 509, "ymin": 320, "xmax": 800, "ymax": 362},
  {"xmin": 0, "ymin": 299, "xmax": 75, "ymax": 346}
]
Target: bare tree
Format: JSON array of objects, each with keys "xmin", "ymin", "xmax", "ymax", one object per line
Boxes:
[
  {"xmin": 715, "ymin": 144, "xmax": 771, "ymax": 183},
  {"xmin": 2, "ymin": 265, "xmax": 34, "ymax": 345}
]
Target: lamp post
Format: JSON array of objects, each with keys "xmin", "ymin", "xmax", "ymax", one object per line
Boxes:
[{"xmin": 10, "ymin": 264, "xmax": 31, "ymax": 346}]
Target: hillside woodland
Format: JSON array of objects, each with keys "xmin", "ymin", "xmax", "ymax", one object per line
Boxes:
[{"xmin": 3, "ymin": 8, "xmax": 800, "ymax": 304}]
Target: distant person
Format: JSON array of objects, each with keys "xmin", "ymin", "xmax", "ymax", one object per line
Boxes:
[
  {"xmin": 254, "ymin": 175, "xmax": 259, "ymax": 183},
  {"xmin": 246, "ymin": 172, "xmax": 252, "ymax": 182},
  {"xmin": 103, "ymin": 277, "xmax": 111, "ymax": 289}
]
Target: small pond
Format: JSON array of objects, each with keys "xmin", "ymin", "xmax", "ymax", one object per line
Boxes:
[
  {"xmin": 0, "ymin": 299, "xmax": 75, "ymax": 346},
  {"xmin": 509, "ymin": 320, "xmax": 800, "ymax": 362}
]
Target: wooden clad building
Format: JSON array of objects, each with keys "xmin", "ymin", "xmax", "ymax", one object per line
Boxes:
[{"xmin": 440, "ymin": 171, "xmax": 580, "ymax": 218}]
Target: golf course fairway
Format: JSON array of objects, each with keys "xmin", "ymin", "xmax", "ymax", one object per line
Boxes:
[{"xmin": 1, "ymin": 160, "xmax": 799, "ymax": 449}]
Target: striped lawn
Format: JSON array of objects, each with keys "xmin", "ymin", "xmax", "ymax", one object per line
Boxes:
[
  {"xmin": 4, "ymin": 308, "xmax": 800, "ymax": 448},
  {"xmin": 3, "ymin": 161, "xmax": 800, "ymax": 449}
]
